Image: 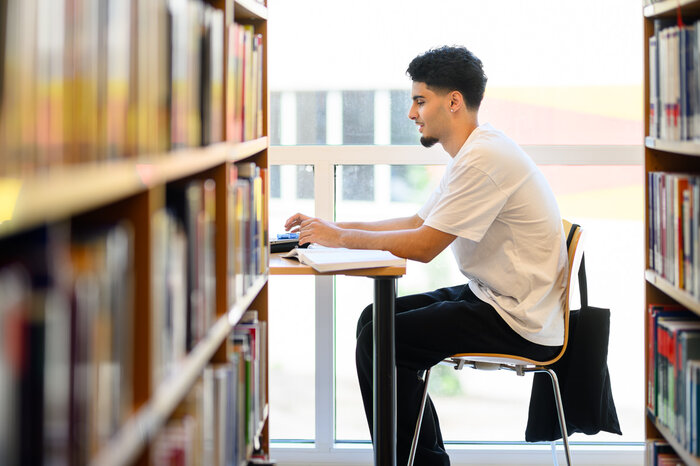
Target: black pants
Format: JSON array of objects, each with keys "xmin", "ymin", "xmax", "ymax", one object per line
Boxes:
[{"xmin": 355, "ymin": 284, "xmax": 561, "ymax": 466}]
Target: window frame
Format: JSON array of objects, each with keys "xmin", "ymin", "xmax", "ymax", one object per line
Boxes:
[{"xmin": 268, "ymin": 144, "xmax": 644, "ymax": 464}]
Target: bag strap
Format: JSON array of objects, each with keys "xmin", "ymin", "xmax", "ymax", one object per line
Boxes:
[
  {"xmin": 566, "ymin": 223, "xmax": 588, "ymax": 309},
  {"xmin": 578, "ymin": 254, "xmax": 588, "ymax": 309},
  {"xmin": 565, "ymin": 223, "xmax": 578, "ymax": 249}
]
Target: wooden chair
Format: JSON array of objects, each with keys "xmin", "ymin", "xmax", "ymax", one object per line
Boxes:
[{"xmin": 407, "ymin": 220, "xmax": 584, "ymax": 466}]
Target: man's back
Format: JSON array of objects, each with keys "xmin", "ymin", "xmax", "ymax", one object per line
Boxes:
[{"xmin": 419, "ymin": 123, "xmax": 567, "ymax": 346}]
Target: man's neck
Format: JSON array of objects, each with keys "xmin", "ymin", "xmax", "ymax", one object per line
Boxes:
[{"xmin": 442, "ymin": 116, "xmax": 479, "ymax": 158}]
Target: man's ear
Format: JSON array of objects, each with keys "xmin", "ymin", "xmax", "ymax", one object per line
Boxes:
[{"xmin": 449, "ymin": 90, "xmax": 464, "ymax": 113}]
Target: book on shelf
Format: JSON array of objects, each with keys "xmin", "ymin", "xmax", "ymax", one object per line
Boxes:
[
  {"xmin": 646, "ymin": 303, "xmax": 700, "ymax": 455},
  {"xmin": 648, "ymin": 18, "xmax": 700, "ymax": 143},
  {"xmin": 0, "ymin": 0, "xmax": 262, "ymax": 176},
  {"xmin": 648, "ymin": 305, "xmax": 689, "ymax": 415},
  {"xmin": 646, "ymin": 438, "xmax": 683, "ymax": 466},
  {"xmin": 0, "ymin": 222, "xmax": 135, "ymax": 465},
  {"xmin": 152, "ymin": 355, "xmax": 243, "ymax": 466},
  {"xmin": 679, "ymin": 332, "xmax": 700, "ymax": 451},
  {"xmin": 168, "ymin": 309, "xmax": 261, "ymax": 461},
  {"xmin": 1, "ymin": 0, "xmax": 37, "ymax": 175},
  {"xmin": 152, "ymin": 208, "xmax": 188, "ymax": 384},
  {"xmin": 149, "ymin": 316, "xmax": 265, "ymax": 466},
  {"xmin": 226, "ymin": 22, "xmax": 264, "ymax": 143},
  {"xmin": 0, "ymin": 0, "xmax": 269, "ymax": 463},
  {"xmin": 234, "ymin": 310, "xmax": 267, "ymax": 440},
  {"xmin": 656, "ymin": 319, "xmax": 700, "ymax": 439},
  {"xmin": 212, "ymin": 362, "xmax": 238, "ymax": 465},
  {"xmin": 134, "ymin": 0, "xmax": 171, "ymax": 156},
  {"xmin": 152, "ymin": 175, "xmax": 221, "ymax": 384},
  {"xmin": 282, "ymin": 245, "xmax": 405, "ymax": 273},
  {"xmin": 202, "ymin": 7, "xmax": 225, "ymax": 145},
  {"xmin": 232, "ymin": 311, "xmax": 267, "ymax": 457},
  {"xmin": 104, "ymin": 0, "xmax": 133, "ymax": 160},
  {"xmin": 170, "ymin": 0, "xmax": 203, "ymax": 149},
  {"xmin": 648, "ymin": 172, "xmax": 700, "ymax": 297},
  {"xmin": 688, "ymin": 359, "xmax": 700, "ymax": 455},
  {"xmin": 0, "ymin": 263, "xmax": 32, "ymax": 465},
  {"xmin": 203, "ymin": 179, "xmax": 217, "ymax": 337},
  {"xmin": 166, "ymin": 178, "xmax": 217, "ymax": 351},
  {"xmin": 260, "ymin": 167, "xmax": 270, "ymax": 271},
  {"xmin": 226, "ymin": 22, "xmax": 242, "ymax": 143},
  {"xmin": 0, "ymin": 0, "xmax": 6, "ymax": 119},
  {"xmin": 227, "ymin": 164, "xmax": 241, "ymax": 308},
  {"xmin": 151, "ymin": 417, "xmax": 197, "ymax": 465},
  {"xmin": 70, "ymin": 222, "xmax": 136, "ymax": 462},
  {"xmin": 235, "ymin": 166, "xmax": 253, "ymax": 295},
  {"xmin": 234, "ymin": 161, "xmax": 265, "ymax": 298}
]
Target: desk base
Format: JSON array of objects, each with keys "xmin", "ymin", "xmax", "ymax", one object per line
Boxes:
[{"xmin": 373, "ymin": 277, "xmax": 397, "ymax": 466}]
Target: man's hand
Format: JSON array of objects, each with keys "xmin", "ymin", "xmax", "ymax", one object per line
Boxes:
[
  {"xmin": 283, "ymin": 212, "xmax": 454, "ymax": 261},
  {"xmin": 297, "ymin": 217, "xmax": 344, "ymax": 247},
  {"xmin": 284, "ymin": 212, "xmax": 311, "ymax": 233},
  {"xmin": 284, "ymin": 213, "xmax": 344, "ymax": 247}
]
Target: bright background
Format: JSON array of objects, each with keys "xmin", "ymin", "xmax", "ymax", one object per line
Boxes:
[{"xmin": 265, "ymin": 0, "xmax": 644, "ymax": 458}]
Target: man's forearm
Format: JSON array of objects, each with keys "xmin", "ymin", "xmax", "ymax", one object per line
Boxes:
[
  {"xmin": 338, "ymin": 224, "xmax": 455, "ymax": 263},
  {"xmin": 336, "ymin": 215, "xmax": 423, "ymax": 232},
  {"xmin": 290, "ymin": 213, "xmax": 451, "ymax": 262}
]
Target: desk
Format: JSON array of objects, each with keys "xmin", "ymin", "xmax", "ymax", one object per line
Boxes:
[{"xmin": 270, "ymin": 253, "xmax": 406, "ymax": 466}]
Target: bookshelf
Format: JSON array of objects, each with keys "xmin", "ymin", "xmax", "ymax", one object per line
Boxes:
[
  {"xmin": 0, "ymin": 0, "xmax": 270, "ymax": 465},
  {"xmin": 645, "ymin": 1, "xmax": 700, "ymax": 464},
  {"xmin": 645, "ymin": 136, "xmax": 700, "ymax": 156}
]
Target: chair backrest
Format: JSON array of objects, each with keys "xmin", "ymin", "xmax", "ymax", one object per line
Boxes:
[{"xmin": 448, "ymin": 219, "xmax": 584, "ymax": 367}]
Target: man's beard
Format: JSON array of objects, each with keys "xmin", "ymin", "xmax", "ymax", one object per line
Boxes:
[{"xmin": 420, "ymin": 136, "xmax": 439, "ymax": 148}]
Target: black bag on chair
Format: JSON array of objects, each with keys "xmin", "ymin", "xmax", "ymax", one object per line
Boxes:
[{"xmin": 525, "ymin": 256, "xmax": 622, "ymax": 442}]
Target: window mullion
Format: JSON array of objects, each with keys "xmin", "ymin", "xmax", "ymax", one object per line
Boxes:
[{"xmin": 314, "ymin": 160, "xmax": 336, "ymax": 451}]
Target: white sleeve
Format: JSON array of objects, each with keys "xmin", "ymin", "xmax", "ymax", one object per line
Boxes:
[{"xmin": 422, "ymin": 166, "xmax": 507, "ymax": 242}]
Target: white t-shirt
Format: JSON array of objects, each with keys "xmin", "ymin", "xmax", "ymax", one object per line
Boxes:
[{"xmin": 417, "ymin": 123, "xmax": 567, "ymax": 346}]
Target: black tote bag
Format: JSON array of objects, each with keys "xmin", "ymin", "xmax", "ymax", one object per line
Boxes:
[{"xmin": 525, "ymin": 255, "xmax": 622, "ymax": 442}]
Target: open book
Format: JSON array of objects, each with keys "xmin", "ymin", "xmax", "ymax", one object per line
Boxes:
[{"xmin": 281, "ymin": 245, "xmax": 405, "ymax": 273}]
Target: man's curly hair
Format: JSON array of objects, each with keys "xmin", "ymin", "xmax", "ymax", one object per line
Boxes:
[{"xmin": 406, "ymin": 46, "xmax": 487, "ymax": 111}]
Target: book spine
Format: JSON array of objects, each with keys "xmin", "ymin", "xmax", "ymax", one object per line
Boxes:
[
  {"xmin": 649, "ymin": 20, "xmax": 700, "ymax": 142},
  {"xmin": 650, "ymin": 171, "xmax": 700, "ymax": 298}
]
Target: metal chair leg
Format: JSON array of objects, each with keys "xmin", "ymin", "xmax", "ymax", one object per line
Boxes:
[
  {"xmin": 550, "ymin": 441, "xmax": 559, "ymax": 466},
  {"xmin": 545, "ymin": 368, "xmax": 572, "ymax": 466},
  {"xmin": 407, "ymin": 368, "xmax": 432, "ymax": 466}
]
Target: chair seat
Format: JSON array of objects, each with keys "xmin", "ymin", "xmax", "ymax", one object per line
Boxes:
[{"xmin": 442, "ymin": 354, "xmax": 544, "ymax": 367}]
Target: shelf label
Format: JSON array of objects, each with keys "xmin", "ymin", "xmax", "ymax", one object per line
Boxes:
[{"xmin": 0, "ymin": 178, "xmax": 22, "ymax": 223}]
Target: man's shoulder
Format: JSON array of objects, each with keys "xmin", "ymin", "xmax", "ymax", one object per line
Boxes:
[{"xmin": 458, "ymin": 129, "xmax": 530, "ymax": 171}]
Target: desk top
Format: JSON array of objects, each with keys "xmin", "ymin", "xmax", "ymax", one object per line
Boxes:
[{"xmin": 269, "ymin": 252, "xmax": 406, "ymax": 277}]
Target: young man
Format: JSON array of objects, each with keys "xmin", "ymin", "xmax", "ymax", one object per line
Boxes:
[{"xmin": 284, "ymin": 46, "xmax": 567, "ymax": 465}]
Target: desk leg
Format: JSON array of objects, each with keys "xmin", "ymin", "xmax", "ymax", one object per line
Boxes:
[{"xmin": 373, "ymin": 277, "xmax": 397, "ymax": 466}]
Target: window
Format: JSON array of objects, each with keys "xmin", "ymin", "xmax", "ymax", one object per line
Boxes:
[
  {"xmin": 296, "ymin": 91, "xmax": 327, "ymax": 145},
  {"xmin": 267, "ymin": 0, "xmax": 644, "ymax": 461},
  {"xmin": 268, "ymin": 0, "xmax": 642, "ymax": 146},
  {"xmin": 268, "ymin": 165, "xmax": 316, "ymax": 441},
  {"xmin": 332, "ymin": 164, "xmax": 642, "ymax": 443},
  {"xmin": 342, "ymin": 91, "xmax": 374, "ymax": 145}
]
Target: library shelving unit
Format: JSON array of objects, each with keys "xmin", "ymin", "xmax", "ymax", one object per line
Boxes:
[
  {"xmin": 0, "ymin": 0, "xmax": 270, "ymax": 465},
  {"xmin": 645, "ymin": 0, "xmax": 700, "ymax": 463}
]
